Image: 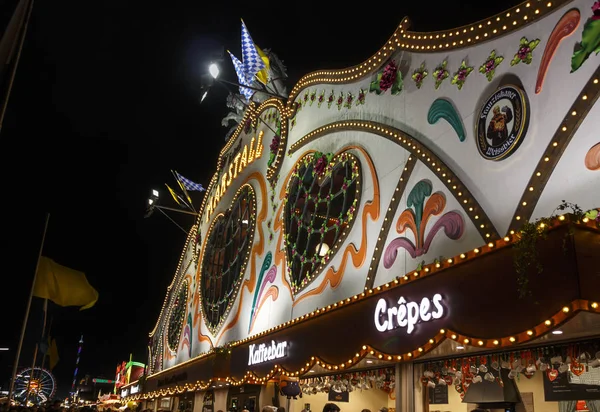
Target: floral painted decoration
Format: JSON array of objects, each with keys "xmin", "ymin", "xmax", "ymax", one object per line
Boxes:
[
  {"xmin": 369, "ymin": 59, "xmax": 403, "ymax": 95},
  {"xmin": 344, "ymin": 92, "xmax": 354, "ymax": 109},
  {"xmin": 412, "ymin": 63, "xmax": 428, "ymax": 89},
  {"xmin": 268, "ymin": 133, "xmax": 280, "ymax": 167},
  {"xmin": 510, "ymin": 37, "xmax": 541, "ymax": 65},
  {"xmin": 327, "ymin": 90, "xmax": 336, "ymax": 109},
  {"xmin": 356, "ymin": 88, "xmax": 366, "ymax": 106},
  {"xmin": 312, "ymin": 151, "xmax": 335, "ymax": 176},
  {"xmin": 317, "ymin": 90, "xmax": 326, "ymax": 108},
  {"xmin": 309, "ymin": 90, "xmax": 317, "ymax": 106},
  {"xmin": 336, "ymin": 92, "xmax": 345, "ymax": 110},
  {"xmin": 571, "ymin": 0, "xmax": 600, "ymax": 72},
  {"xmin": 302, "ymin": 91, "xmax": 310, "ymax": 106},
  {"xmin": 451, "ymin": 60, "xmax": 474, "ymax": 90},
  {"xmin": 433, "ymin": 60, "xmax": 449, "ymax": 89},
  {"xmin": 479, "ymin": 50, "xmax": 504, "ymax": 82}
]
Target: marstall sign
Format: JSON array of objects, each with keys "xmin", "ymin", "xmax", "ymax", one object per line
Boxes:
[
  {"xmin": 205, "ymin": 131, "xmax": 264, "ymax": 222},
  {"xmin": 248, "ymin": 340, "xmax": 288, "ymax": 366},
  {"xmin": 374, "ymin": 294, "xmax": 445, "ymax": 334}
]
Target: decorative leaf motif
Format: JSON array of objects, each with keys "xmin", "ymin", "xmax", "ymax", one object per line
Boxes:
[
  {"xmin": 451, "ymin": 60, "xmax": 474, "ymax": 90},
  {"xmin": 412, "ymin": 63, "xmax": 428, "ymax": 89},
  {"xmin": 383, "ymin": 179, "xmax": 465, "ymax": 269},
  {"xmin": 391, "ymin": 70, "xmax": 404, "ymax": 95},
  {"xmin": 427, "ymin": 98, "xmax": 466, "ymax": 142},
  {"xmin": 511, "ymin": 37, "xmax": 540, "ymax": 66},
  {"xmin": 571, "ymin": 18, "xmax": 600, "ymax": 72},
  {"xmin": 479, "ymin": 50, "xmax": 504, "ymax": 82},
  {"xmin": 433, "ymin": 60, "xmax": 449, "ymax": 89}
]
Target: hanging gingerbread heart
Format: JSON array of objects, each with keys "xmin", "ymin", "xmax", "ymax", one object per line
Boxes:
[
  {"xmin": 571, "ymin": 361, "xmax": 585, "ymax": 376},
  {"xmin": 547, "ymin": 369, "xmax": 559, "ymax": 381}
]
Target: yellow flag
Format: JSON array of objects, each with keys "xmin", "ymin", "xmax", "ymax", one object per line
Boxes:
[
  {"xmin": 255, "ymin": 45, "xmax": 270, "ymax": 85},
  {"xmin": 173, "ymin": 171, "xmax": 192, "ymax": 205},
  {"xmin": 165, "ymin": 183, "xmax": 184, "ymax": 206},
  {"xmin": 48, "ymin": 337, "xmax": 59, "ymax": 370},
  {"xmin": 33, "ymin": 257, "xmax": 98, "ymax": 310}
]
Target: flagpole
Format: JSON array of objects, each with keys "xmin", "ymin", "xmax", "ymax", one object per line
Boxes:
[
  {"xmin": 0, "ymin": 0, "xmax": 35, "ymax": 134},
  {"xmin": 7, "ymin": 212, "xmax": 49, "ymax": 404},
  {"xmin": 39, "ymin": 315, "xmax": 53, "ymax": 371}
]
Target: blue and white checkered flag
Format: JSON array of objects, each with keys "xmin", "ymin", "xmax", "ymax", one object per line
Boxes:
[
  {"xmin": 240, "ymin": 19, "xmax": 265, "ymax": 83},
  {"xmin": 228, "ymin": 50, "xmax": 254, "ymax": 101},
  {"xmin": 175, "ymin": 172, "xmax": 205, "ymax": 192}
]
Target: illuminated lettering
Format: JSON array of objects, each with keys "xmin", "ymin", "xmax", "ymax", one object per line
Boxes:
[
  {"xmin": 248, "ymin": 340, "xmax": 288, "ymax": 366},
  {"xmin": 374, "ymin": 294, "xmax": 445, "ymax": 334},
  {"xmin": 205, "ymin": 131, "xmax": 264, "ymax": 222}
]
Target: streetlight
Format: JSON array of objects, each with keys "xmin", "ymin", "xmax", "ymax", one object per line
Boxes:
[
  {"xmin": 203, "ymin": 62, "xmax": 285, "ymax": 100},
  {"xmin": 209, "ymin": 63, "xmax": 220, "ymax": 79},
  {"xmin": 145, "ymin": 189, "xmax": 198, "ymax": 235}
]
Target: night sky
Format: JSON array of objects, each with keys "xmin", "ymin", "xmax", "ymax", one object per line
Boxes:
[{"xmin": 0, "ymin": 0, "xmax": 520, "ymax": 398}]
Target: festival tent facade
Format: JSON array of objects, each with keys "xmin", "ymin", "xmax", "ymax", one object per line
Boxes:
[{"xmin": 126, "ymin": 1, "xmax": 600, "ymax": 411}]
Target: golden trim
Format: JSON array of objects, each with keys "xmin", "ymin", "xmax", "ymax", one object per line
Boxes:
[
  {"xmin": 508, "ymin": 68, "xmax": 600, "ymax": 233},
  {"xmin": 287, "ymin": 0, "xmax": 572, "ymax": 102},
  {"xmin": 364, "ymin": 155, "xmax": 417, "ymax": 290}
]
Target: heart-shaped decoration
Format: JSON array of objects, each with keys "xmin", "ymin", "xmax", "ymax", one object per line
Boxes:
[
  {"xmin": 444, "ymin": 375, "xmax": 453, "ymax": 385},
  {"xmin": 199, "ymin": 185, "xmax": 257, "ymax": 334},
  {"xmin": 547, "ymin": 369, "xmax": 559, "ymax": 381},
  {"xmin": 284, "ymin": 152, "xmax": 361, "ymax": 294},
  {"xmin": 571, "ymin": 362, "xmax": 585, "ymax": 376}
]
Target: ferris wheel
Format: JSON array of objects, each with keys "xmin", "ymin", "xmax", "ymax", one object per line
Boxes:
[{"xmin": 13, "ymin": 367, "xmax": 57, "ymax": 405}]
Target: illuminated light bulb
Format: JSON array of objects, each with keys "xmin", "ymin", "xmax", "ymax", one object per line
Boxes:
[
  {"xmin": 527, "ymin": 330, "xmax": 533, "ymax": 336},
  {"xmin": 451, "ymin": 334, "xmax": 457, "ymax": 339},
  {"xmin": 562, "ymin": 306, "xmax": 570, "ymax": 312},
  {"xmin": 509, "ymin": 337, "xmax": 516, "ymax": 342},
  {"xmin": 478, "ymin": 341, "xmax": 484, "ymax": 346},
  {"xmin": 591, "ymin": 302, "xmax": 598, "ymax": 309},
  {"xmin": 464, "ymin": 339, "xmax": 469, "ymax": 344}
]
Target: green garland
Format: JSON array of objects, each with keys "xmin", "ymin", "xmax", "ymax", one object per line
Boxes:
[{"xmin": 513, "ymin": 201, "xmax": 585, "ymax": 299}]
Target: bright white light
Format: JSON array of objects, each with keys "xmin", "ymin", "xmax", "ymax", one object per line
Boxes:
[
  {"xmin": 309, "ymin": 370, "xmax": 315, "ymax": 373},
  {"xmin": 366, "ymin": 360, "xmax": 373, "ymax": 364},
  {"xmin": 316, "ymin": 243, "xmax": 330, "ymax": 257},
  {"xmin": 152, "ymin": 189, "xmax": 159, "ymax": 198},
  {"xmin": 456, "ymin": 346, "xmax": 465, "ymax": 350},
  {"xmin": 552, "ymin": 330, "xmax": 563, "ymax": 335},
  {"xmin": 209, "ymin": 63, "xmax": 220, "ymax": 79},
  {"xmin": 148, "ymin": 199, "xmax": 154, "ymax": 205},
  {"xmin": 200, "ymin": 90, "xmax": 208, "ymax": 102},
  {"xmin": 0, "ymin": 348, "xmax": 8, "ymax": 351},
  {"xmin": 242, "ymin": 219, "xmax": 249, "ymax": 225}
]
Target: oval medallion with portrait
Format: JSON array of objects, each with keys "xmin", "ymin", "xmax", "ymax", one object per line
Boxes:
[{"xmin": 476, "ymin": 85, "xmax": 529, "ymax": 161}]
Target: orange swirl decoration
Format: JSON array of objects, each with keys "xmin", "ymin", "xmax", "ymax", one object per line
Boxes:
[
  {"xmin": 535, "ymin": 9, "xmax": 580, "ymax": 94},
  {"xmin": 585, "ymin": 142, "xmax": 600, "ymax": 171}
]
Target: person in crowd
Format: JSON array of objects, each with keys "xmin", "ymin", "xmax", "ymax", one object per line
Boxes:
[
  {"xmin": 362, "ymin": 409, "xmax": 371, "ymax": 412},
  {"xmin": 322, "ymin": 404, "xmax": 340, "ymax": 412}
]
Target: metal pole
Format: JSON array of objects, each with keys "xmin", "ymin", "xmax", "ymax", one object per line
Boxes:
[
  {"xmin": 216, "ymin": 78, "xmax": 284, "ymax": 100},
  {"xmin": 7, "ymin": 212, "xmax": 49, "ymax": 404},
  {"xmin": 24, "ymin": 344, "xmax": 39, "ymax": 404},
  {"xmin": 214, "ymin": 80, "xmax": 279, "ymax": 135},
  {"xmin": 155, "ymin": 207, "xmax": 189, "ymax": 235},
  {"xmin": 0, "ymin": 0, "xmax": 35, "ymax": 134},
  {"xmin": 154, "ymin": 205, "xmax": 199, "ymax": 216}
]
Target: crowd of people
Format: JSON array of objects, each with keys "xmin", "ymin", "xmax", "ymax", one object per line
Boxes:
[{"xmin": 0, "ymin": 401, "xmax": 391, "ymax": 412}]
